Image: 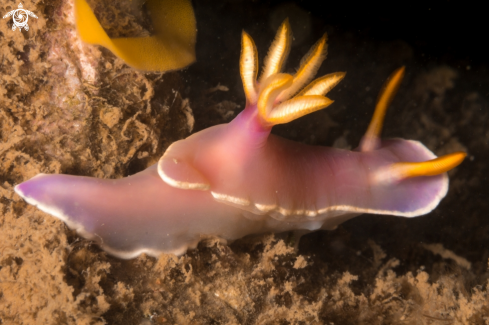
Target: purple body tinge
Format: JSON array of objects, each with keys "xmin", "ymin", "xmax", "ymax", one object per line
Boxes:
[
  {"xmin": 14, "ymin": 23, "xmax": 460, "ymax": 259},
  {"xmin": 15, "ymin": 165, "xmax": 340, "ymax": 258},
  {"xmin": 15, "ymin": 104, "xmax": 449, "ymax": 259},
  {"xmin": 159, "ymin": 106, "xmax": 448, "ymax": 220}
]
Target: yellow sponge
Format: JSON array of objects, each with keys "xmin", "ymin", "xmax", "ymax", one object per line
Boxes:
[{"xmin": 74, "ymin": 0, "xmax": 196, "ymax": 71}]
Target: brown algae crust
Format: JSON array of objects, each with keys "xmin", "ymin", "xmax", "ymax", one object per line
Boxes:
[
  {"xmin": 1, "ymin": 0, "xmax": 192, "ymax": 323},
  {"xmin": 1, "ymin": 0, "xmax": 489, "ymax": 324}
]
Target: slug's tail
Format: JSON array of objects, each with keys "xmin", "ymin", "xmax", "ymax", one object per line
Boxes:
[
  {"xmin": 359, "ymin": 68, "xmax": 466, "ymax": 179},
  {"xmin": 239, "ymin": 19, "xmax": 345, "ymax": 127},
  {"xmin": 75, "ymin": 0, "xmax": 196, "ymax": 71}
]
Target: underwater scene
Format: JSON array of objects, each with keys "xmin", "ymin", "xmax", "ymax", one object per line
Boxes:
[{"xmin": 0, "ymin": 0, "xmax": 488, "ymax": 324}]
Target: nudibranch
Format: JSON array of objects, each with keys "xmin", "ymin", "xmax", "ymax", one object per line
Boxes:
[
  {"xmin": 15, "ymin": 20, "xmax": 465, "ymax": 259},
  {"xmin": 75, "ymin": 0, "xmax": 196, "ymax": 71}
]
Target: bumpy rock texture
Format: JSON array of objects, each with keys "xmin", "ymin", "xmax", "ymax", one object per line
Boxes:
[{"xmin": 1, "ymin": 0, "xmax": 488, "ymax": 324}]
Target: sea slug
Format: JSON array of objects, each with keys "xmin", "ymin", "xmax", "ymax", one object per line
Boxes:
[{"xmin": 15, "ymin": 20, "xmax": 465, "ymax": 259}]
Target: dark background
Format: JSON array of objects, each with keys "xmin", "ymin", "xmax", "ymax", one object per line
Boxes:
[
  {"xmin": 190, "ymin": 1, "xmax": 487, "ymax": 85},
  {"xmin": 178, "ymin": 0, "xmax": 489, "ymax": 285}
]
